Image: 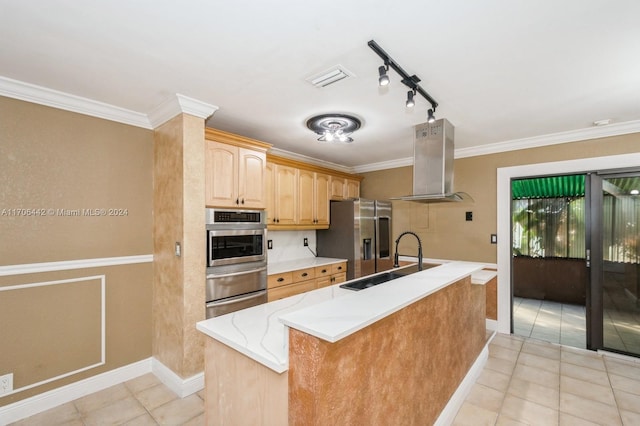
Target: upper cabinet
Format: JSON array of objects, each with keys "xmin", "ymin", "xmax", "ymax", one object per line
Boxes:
[
  {"xmin": 205, "ymin": 129, "xmax": 271, "ymax": 209},
  {"xmin": 267, "ymin": 155, "xmax": 362, "ymax": 230}
]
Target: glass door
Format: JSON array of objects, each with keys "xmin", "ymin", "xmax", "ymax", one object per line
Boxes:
[{"xmin": 590, "ymin": 172, "xmax": 640, "ymax": 356}]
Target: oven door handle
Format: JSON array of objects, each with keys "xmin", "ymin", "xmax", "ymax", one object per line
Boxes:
[
  {"xmin": 206, "ymin": 266, "xmax": 267, "ymax": 279},
  {"xmin": 206, "ymin": 290, "xmax": 267, "ymax": 307}
]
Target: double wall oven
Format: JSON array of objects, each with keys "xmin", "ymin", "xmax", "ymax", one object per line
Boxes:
[{"xmin": 206, "ymin": 208, "xmax": 267, "ymax": 318}]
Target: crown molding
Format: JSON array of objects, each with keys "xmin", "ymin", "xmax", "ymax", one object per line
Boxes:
[
  {"xmin": 269, "ymin": 147, "xmax": 354, "ymax": 174},
  {"xmin": 0, "ymin": 76, "xmax": 153, "ymax": 129},
  {"xmin": 352, "ymin": 157, "xmax": 412, "ymax": 173},
  {"xmin": 454, "ymin": 119, "xmax": 640, "ymax": 159},
  {"xmin": 147, "ymin": 94, "xmax": 218, "ymax": 128}
]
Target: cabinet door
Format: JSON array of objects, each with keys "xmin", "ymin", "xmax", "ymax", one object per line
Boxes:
[
  {"xmin": 330, "ymin": 176, "xmax": 345, "ymax": 200},
  {"xmin": 274, "ymin": 165, "xmax": 298, "ymax": 225},
  {"xmin": 298, "ymin": 169, "xmax": 315, "ymax": 225},
  {"xmin": 205, "ymin": 141, "xmax": 238, "ymax": 208},
  {"xmin": 346, "ymin": 179, "xmax": 360, "ymax": 199},
  {"xmin": 314, "ymin": 172, "xmax": 330, "ymax": 225},
  {"xmin": 238, "ymin": 148, "xmax": 266, "ymax": 209},
  {"xmin": 265, "ymin": 162, "xmax": 276, "ymax": 225}
]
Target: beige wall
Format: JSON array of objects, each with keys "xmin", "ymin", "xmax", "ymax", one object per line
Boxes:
[
  {"xmin": 361, "ymin": 132, "xmax": 640, "ymax": 263},
  {"xmin": 0, "ymin": 96, "xmax": 153, "ymax": 406}
]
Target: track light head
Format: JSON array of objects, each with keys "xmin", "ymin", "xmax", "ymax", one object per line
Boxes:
[
  {"xmin": 406, "ymin": 90, "xmax": 415, "ymax": 108},
  {"xmin": 427, "ymin": 108, "xmax": 436, "ymax": 123},
  {"xmin": 378, "ymin": 65, "xmax": 390, "ymax": 86}
]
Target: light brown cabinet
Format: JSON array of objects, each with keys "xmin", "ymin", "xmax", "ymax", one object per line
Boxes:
[
  {"xmin": 298, "ymin": 170, "xmax": 330, "ymax": 226},
  {"xmin": 266, "ymin": 163, "xmax": 298, "ymax": 225},
  {"xmin": 268, "ymin": 261, "xmax": 347, "ymax": 300},
  {"xmin": 267, "ymin": 154, "xmax": 361, "ymax": 230},
  {"xmin": 205, "ymin": 129, "xmax": 270, "ymax": 209}
]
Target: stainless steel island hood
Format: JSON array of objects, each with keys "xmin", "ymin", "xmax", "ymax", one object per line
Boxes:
[{"xmin": 391, "ymin": 118, "xmax": 472, "ymax": 203}]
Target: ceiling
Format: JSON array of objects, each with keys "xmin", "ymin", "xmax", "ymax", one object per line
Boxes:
[{"xmin": 1, "ymin": 1, "xmax": 639, "ymax": 170}]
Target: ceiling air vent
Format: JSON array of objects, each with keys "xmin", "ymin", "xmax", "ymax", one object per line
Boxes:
[{"xmin": 306, "ymin": 65, "xmax": 354, "ymax": 88}]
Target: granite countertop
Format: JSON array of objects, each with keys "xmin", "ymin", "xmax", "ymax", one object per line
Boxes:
[
  {"xmin": 196, "ymin": 261, "xmax": 490, "ymax": 373},
  {"xmin": 267, "ymin": 257, "xmax": 347, "ymax": 275}
]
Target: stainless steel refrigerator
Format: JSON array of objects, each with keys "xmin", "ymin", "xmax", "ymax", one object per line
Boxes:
[{"xmin": 317, "ymin": 199, "xmax": 392, "ymax": 280}]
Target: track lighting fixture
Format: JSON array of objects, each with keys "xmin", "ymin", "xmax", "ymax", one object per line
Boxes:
[
  {"xmin": 427, "ymin": 108, "xmax": 436, "ymax": 123},
  {"xmin": 368, "ymin": 40, "xmax": 440, "ymax": 118},
  {"xmin": 406, "ymin": 90, "xmax": 415, "ymax": 108},
  {"xmin": 378, "ymin": 65, "xmax": 390, "ymax": 86},
  {"xmin": 306, "ymin": 113, "xmax": 362, "ymax": 143}
]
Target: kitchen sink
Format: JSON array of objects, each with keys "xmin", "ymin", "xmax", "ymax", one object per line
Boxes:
[{"xmin": 339, "ymin": 264, "xmax": 436, "ymax": 291}]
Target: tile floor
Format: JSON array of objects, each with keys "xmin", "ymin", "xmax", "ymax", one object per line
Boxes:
[
  {"xmin": 453, "ymin": 333, "xmax": 640, "ymax": 426},
  {"xmin": 513, "ymin": 297, "xmax": 587, "ymax": 349},
  {"xmin": 10, "ymin": 334, "xmax": 640, "ymax": 425},
  {"xmin": 9, "ymin": 374, "xmax": 204, "ymax": 425}
]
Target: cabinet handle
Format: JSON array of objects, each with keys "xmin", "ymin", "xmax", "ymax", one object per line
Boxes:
[
  {"xmin": 337, "ymin": 266, "xmax": 342, "ymax": 270},
  {"xmin": 235, "ymin": 198, "xmax": 239, "ymax": 205},
  {"xmin": 302, "ymin": 272, "xmax": 308, "ymax": 277},
  {"xmin": 241, "ymin": 198, "xmax": 245, "ymax": 205},
  {"xmin": 321, "ymin": 269, "xmax": 327, "ymax": 273},
  {"xmin": 331, "ymin": 277, "xmax": 335, "ymax": 282},
  {"xmin": 277, "ymin": 277, "xmax": 284, "ymax": 282}
]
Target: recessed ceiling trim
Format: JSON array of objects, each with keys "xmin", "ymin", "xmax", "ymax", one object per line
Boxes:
[{"xmin": 0, "ymin": 75, "xmax": 153, "ymax": 129}]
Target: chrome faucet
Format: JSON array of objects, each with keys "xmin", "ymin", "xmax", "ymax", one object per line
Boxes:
[{"xmin": 393, "ymin": 231, "xmax": 423, "ymax": 271}]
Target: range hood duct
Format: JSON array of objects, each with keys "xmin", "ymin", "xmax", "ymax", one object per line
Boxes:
[{"xmin": 391, "ymin": 118, "xmax": 472, "ymax": 203}]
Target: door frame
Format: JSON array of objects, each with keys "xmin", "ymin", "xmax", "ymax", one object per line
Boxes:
[{"xmin": 496, "ymin": 152, "xmax": 640, "ymax": 334}]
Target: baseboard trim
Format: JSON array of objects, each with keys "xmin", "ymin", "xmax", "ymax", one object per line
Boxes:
[
  {"xmin": 435, "ymin": 344, "xmax": 489, "ymax": 426},
  {"xmin": 151, "ymin": 359, "xmax": 204, "ymax": 398},
  {"xmin": 0, "ymin": 358, "xmax": 152, "ymax": 425}
]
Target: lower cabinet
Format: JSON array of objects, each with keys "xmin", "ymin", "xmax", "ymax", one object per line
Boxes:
[{"xmin": 268, "ymin": 262, "xmax": 347, "ymax": 302}]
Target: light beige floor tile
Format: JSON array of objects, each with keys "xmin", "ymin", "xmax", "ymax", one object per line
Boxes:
[
  {"xmin": 609, "ymin": 373, "xmax": 640, "ymax": 396},
  {"xmin": 121, "ymin": 412, "xmax": 159, "ymax": 426},
  {"xmin": 125, "ymin": 373, "xmax": 162, "ymax": 394},
  {"xmin": 561, "ymin": 348, "xmax": 606, "ymax": 371},
  {"xmin": 513, "ymin": 364, "xmax": 560, "ymax": 389},
  {"xmin": 495, "ymin": 415, "xmax": 528, "ymax": 425},
  {"xmin": 83, "ymin": 396, "xmax": 147, "ymax": 426},
  {"xmin": 491, "ymin": 344, "xmax": 521, "ymax": 363},
  {"xmin": 605, "ymin": 357, "xmax": 640, "ymax": 382},
  {"xmin": 182, "ymin": 412, "xmax": 206, "ymax": 426},
  {"xmin": 521, "ymin": 340, "xmax": 561, "ymax": 360},
  {"xmin": 476, "ymin": 368, "xmax": 512, "ymax": 393},
  {"xmin": 10, "ymin": 403, "xmax": 81, "ymax": 425},
  {"xmin": 559, "ymin": 392, "xmax": 622, "ymax": 426},
  {"xmin": 465, "ymin": 383, "xmax": 506, "ymax": 412},
  {"xmin": 620, "ymin": 409, "xmax": 640, "ymax": 425},
  {"xmin": 560, "ymin": 375, "xmax": 616, "ymax": 406},
  {"xmin": 561, "ymin": 362, "xmax": 611, "ymax": 386},
  {"xmin": 492, "ymin": 334, "xmax": 525, "ymax": 352},
  {"xmin": 150, "ymin": 394, "xmax": 204, "ymax": 425},
  {"xmin": 136, "ymin": 383, "xmax": 178, "ymax": 411},
  {"xmin": 517, "ymin": 352, "xmax": 561, "ymax": 374},
  {"xmin": 500, "ymin": 394, "xmax": 559, "ymax": 425},
  {"xmin": 452, "ymin": 401, "xmax": 498, "ymax": 426},
  {"xmin": 614, "ymin": 388, "xmax": 640, "ymax": 414},
  {"xmin": 486, "ymin": 356, "xmax": 517, "ymax": 376},
  {"xmin": 507, "ymin": 377, "xmax": 559, "ymax": 410},
  {"xmin": 559, "ymin": 412, "xmax": 601, "ymax": 426},
  {"xmin": 73, "ymin": 383, "xmax": 131, "ymax": 414}
]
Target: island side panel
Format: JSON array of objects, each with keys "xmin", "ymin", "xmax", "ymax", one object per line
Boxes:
[
  {"xmin": 288, "ymin": 276, "xmax": 485, "ymax": 426},
  {"xmin": 204, "ymin": 338, "xmax": 288, "ymax": 426},
  {"xmin": 486, "ymin": 274, "xmax": 498, "ymax": 320}
]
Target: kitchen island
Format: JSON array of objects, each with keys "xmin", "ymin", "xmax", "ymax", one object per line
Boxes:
[{"xmin": 196, "ymin": 261, "xmax": 493, "ymax": 425}]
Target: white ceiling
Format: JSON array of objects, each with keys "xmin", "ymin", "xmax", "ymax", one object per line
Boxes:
[{"xmin": 1, "ymin": 1, "xmax": 639, "ymax": 169}]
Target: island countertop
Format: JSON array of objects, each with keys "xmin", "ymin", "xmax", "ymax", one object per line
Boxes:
[{"xmin": 196, "ymin": 261, "xmax": 489, "ymax": 373}]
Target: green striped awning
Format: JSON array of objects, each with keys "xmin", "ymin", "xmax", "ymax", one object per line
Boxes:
[{"xmin": 512, "ymin": 175, "xmax": 585, "ymax": 200}]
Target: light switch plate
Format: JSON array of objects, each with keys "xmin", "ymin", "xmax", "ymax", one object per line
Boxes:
[{"xmin": 490, "ymin": 234, "xmax": 497, "ymax": 244}]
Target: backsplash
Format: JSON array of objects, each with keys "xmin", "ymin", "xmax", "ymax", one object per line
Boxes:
[{"xmin": 267, "ymin": 230, "xmax": 317, "ymax": 264}]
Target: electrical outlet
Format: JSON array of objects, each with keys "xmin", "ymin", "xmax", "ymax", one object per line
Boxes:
[
  {"xmin": 490, "ymin": 234, "xmax": 497, "ymax": 244},
  {"xmin": 267, "ymin": 239, "xmax": 273, "ymax": 249},
  {"xmin": 303, "ymin": 238, "xmax": 308, "ymax": 247},
  {"xmin": 0, "ymin": 373, "xmax": 13, "ymax": 396}
]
